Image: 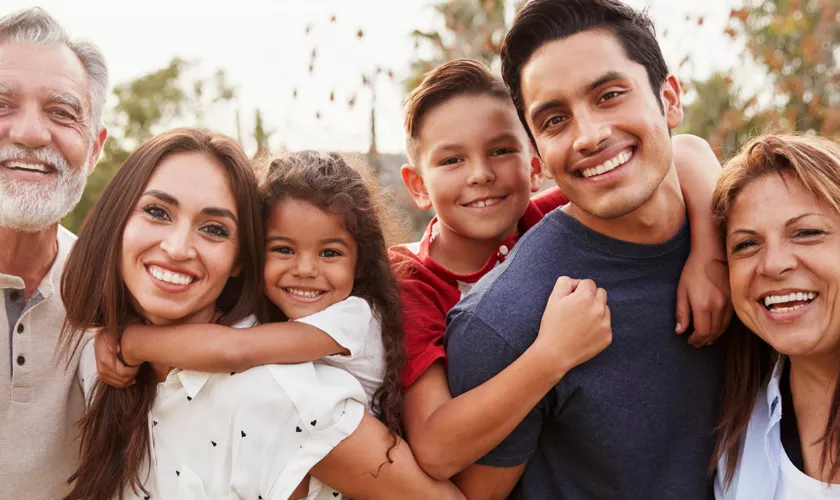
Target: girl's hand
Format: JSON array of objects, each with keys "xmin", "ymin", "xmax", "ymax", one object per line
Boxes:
[
  {"xmin": 94, "ymin": 329, "xmax": 139, "ymax": 388},
  {"xmin": 676, "ymin": 249, "xmax": 732, "ymax": 347}
]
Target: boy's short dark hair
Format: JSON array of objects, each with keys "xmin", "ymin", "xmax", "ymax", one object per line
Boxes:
[
  {"xmin": 404, "ymin": 59, "xmax": 511, "ymax": 165},
  {"xmin": 501, "ymin": 0, "xmax": 669, "ymax": 140}
]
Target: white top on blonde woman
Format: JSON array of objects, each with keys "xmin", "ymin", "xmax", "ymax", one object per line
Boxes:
[
  {"xmin": 105, "ymin": 317, "xmax": 367, "ymax": 500},
  {"xmin": 295, "ymin": 296, "xmax": 385, "ymax": 410}
]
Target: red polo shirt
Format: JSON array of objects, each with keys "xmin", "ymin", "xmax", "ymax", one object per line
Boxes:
[{"xmin": 389, "ymin": 187, "xmax": 569, "ymax": 389}]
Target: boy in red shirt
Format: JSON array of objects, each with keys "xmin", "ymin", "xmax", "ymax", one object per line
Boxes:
[{"xmin": 389, "ymin": 59, "xmax": 730, "ymax": 480}]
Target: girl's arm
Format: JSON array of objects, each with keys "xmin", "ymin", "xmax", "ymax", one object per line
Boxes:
[
  {"xmin": 672, "ymin": 134, "xmax": 733, "ymax": 347},
  {"xmin": 119, "ymin": 321, "xmax": 347, "ymax": 373},
  {"xmin": 404, "ymin": 277, "xmax": 611, "ymax": 480},
  {"xmin": 310, "ymin": 413, "xmax": 465, "ymax": 500}
]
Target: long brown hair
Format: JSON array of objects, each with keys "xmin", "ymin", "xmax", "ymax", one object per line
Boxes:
[
  {"xmin": 712, "ymin": 133, "xmax": 840, "ymax": 485},
  {"xmin": 60, "ymin": 128, "xmax": 264, "ymax": 499},
  {"xmin": 260, "ymin": 150, "xmax": 406, "ymax": 455}
]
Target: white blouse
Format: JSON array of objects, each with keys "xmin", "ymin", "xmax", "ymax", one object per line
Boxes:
[
  {"xmin": 117, "ymin": 318, "xmax": 367, "ymax": 500},
  {"xmin": 295, "ymin": 296, "xmax": 385, "ymax": 409}
]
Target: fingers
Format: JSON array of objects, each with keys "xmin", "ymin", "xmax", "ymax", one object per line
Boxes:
[
  {"xmin": 551, "ymin": 276, "xmax": 580, "ymax": 299},
  {"xmin": 675, "ymin": 282, "xmax": 690, "ymax": 335},
  {"xmin": 572, "ymin": 279, "xmax": 597, "ymax": 297}
]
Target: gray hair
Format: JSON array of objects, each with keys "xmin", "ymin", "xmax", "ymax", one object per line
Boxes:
[{"xmin": 0, "ymin": 8, "xmax": 108, "ymax": 140}]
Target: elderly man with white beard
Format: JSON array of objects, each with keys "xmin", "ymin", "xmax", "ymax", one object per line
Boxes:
[{"xmin": 0, "ymin": 8, "xmax": 108, "ymax": 499}]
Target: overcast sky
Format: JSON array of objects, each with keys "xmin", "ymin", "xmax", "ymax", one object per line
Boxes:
[{"xmin": 4, "ymin": 0, "xmax": 740, "ymax": 154}]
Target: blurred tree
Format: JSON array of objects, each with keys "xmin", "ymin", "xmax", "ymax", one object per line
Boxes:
[
  {"xmin": 253, "ymin": 109, "xmax": 273, "ymax": 159},
  {"xmin": 405, "ymin": 0, "xmax": 520, "ymax": 91},
  {"xmin": 62, "ymin": 58, "xmax": 237, "ymax": 232},
  {"xmin": 680, "ymin": 0, "xmax": 840, "ymax": 159}
]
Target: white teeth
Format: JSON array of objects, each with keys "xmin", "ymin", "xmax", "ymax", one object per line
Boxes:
[
  {"xmin": 148, "ymin": 265, "xmax": 194, "ymax": 285},
  {"xmin": 581, "ymin": 150, "xmax": 633, "ymax": 178},
  {"xmin": 4, "ymin": 161, "xmax": 51, "ymax": 173},
  {"xmin": 763, "ymin": 291, "xmax": 817, "ymax": 308},
  {"xmin": 466, "ymin": 197, "xmax": 502, "ymax": 209},
  {"xmin": 287, "ymin": 288, "xmax": 323, "ymax": 298}
]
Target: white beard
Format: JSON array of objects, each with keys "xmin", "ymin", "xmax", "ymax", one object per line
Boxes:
[{"xmin": 0, "ymin": 144, "xmax": 91, "ymax": 233}]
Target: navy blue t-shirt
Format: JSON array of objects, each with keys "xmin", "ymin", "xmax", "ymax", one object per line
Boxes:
[{"xmin": 445, "ymin": 209, "xmax": 724, "ymax": 500}]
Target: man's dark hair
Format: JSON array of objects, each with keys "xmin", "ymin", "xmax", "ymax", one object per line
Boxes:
[{"xmin": 501, "ymin": 0, "xmax": 669, "ymax": 140}]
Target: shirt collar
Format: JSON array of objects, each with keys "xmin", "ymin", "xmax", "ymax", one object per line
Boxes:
[
  {"xmin": 765, "ymin": 355, "xmax": 786, "ymax": 420},
  {"xmin": 169, "ymin": 369, "xmax": 213, "ymax": 399}
]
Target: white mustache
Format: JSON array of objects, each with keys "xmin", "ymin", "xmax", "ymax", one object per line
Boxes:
[{"xmin": 0, "ymin": 145, "xmax": 70, "ymax": 174}]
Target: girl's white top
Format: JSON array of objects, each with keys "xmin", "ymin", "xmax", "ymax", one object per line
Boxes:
[
  {"xmin": 104, "ymin": 316, "xmax": 367, "ymax": 500},
  {"xmin": 295, "ymin": 296, "xmax": 385, "ymax": 411},
  {"xmin": 715, "ymin": 355, "xmax": 840, "ymax": 499}
]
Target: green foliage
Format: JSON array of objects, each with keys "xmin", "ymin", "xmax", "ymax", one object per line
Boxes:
[
  {"xmin": 680, "ymin": 0, "xmax": 840, "ymax": 159},
  {"xmin": 62, "ymin": 58, "xmax": 237, "ymax": 233}
]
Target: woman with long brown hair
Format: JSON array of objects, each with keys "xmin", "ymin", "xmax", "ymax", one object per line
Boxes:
[
  {"xmin": 61, "ymin": 128, "xmax": 462, "ymax": 499},
  {"xmin": 713, "ymin": 134, "xmax": 840, "ymax": 498}
]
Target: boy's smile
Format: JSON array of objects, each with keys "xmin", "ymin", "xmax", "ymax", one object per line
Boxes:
[{"xmin": 404, "ymin": 93, "xmax": 542, "ymax": 250}]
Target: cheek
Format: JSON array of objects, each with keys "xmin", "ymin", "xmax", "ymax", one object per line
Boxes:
[
  {"xmin": 204, "ymin": 243, "xmax": 239, "ymax": 285},
  {"xmin": 55, "ymin": 129, "xmax": 92, "ymax": 169},
  {"xmin": 728, "ymin": 261, "xmax": 759, "ymax": 321}
]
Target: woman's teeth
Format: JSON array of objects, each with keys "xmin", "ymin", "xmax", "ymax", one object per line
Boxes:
[
  {"xmin": 763, "ymin": 291, "xmax": 817, "ymax": 312},
  {"xmin": 581, "ymin": 149, "xmax": 633, "ymax": 179},
  {"xmin": 286, "ymin": 288, "xmax": 324, "ymax": 298},
  {"xmin": 148, "ymin": 265, "xmax": 194, "ymax": 285}
]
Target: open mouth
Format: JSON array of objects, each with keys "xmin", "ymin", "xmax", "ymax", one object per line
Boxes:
[
  {"xmin": 577, "ymin": 147, "xmax": 634, "ymax": 179},
  {"xmin": 284, "ymin": 287, "xmax": 326, "ymax": 299},
  {"xmin": 462, "ymin": 195, "xmax": 508, "ymax": 209},
  {"xmin": 146, "ymin": 265, "xmax": 196, "ymax": 286},
  {"xmin": 761, "ymin": 291, "xmax": 818, "ymax": 314},
  {"xmin": 1, "ymin": 161, "xmax": 56, "ymax": 174}
]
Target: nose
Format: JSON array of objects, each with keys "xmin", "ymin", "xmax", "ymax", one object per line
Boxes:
[
  {"xmin": 292, "ymin": 253, "xmax": 318, "ymax": 278},
  {"xmin": 572, "ymin": 109, "xmax": 611, "ymax": 156},
  {"xmin": 466, "ymin": 157, "xmax": 496, "ymax": 186},
  {"xmin": 758, "ymin": 242, "xmax": 797, "ymax": 278},
  {"xmin": 8, "ymin": 104, "xmax": 51, "ymax": 150},
  {"xmin": 160, "ymin": 224, "xmax": 197, "ymax": 261}
]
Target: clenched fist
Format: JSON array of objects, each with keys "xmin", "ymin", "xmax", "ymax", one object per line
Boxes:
[{"xmin": 535, "ymin": 277, "xmax": 612, "ymax": 376}]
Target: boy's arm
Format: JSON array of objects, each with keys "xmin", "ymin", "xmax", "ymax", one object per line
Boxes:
[
  {"xmin": 120, "ymin": 321, "xmax": 347, "ymax": 372},
  {"xmin": 404, "ymin": 278, "xmax": 610, "ymax": 480},
  {"xmin": 672, "ymin": 134, "xmax": 733, "ymax": 347}
]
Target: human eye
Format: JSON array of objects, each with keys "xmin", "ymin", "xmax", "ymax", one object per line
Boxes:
[
  {"xmin": 598, "ymin": 90, "xmax": 625, "ymax": 104},
  {"xmin": 142, "ymin": 204, "xmax": 170, "ymax": 221},
  {"xmin": 270, "ymin": 245, "xmax": 294, "ymax": 255},
  {"xmin": 730, "ymin": 238, "xmax": 758, "ymax": 254},
  {"xmin": 50, "ymin": 108, "xmax": 76, "ymax": 120},
  {"xmin": 542, "ymin": 115, "xmax": 567, "ymax": 131},
  {"xmin": 320, "ymin": 248, "xmax": 343, "ymax": 258},
  {"xmin": 440, "ymin": 156, "xmax": 463, "ymax": 166},
  {"xmin": 490, "ymin": 147, "xmax": 517, "ymax": 157},
  {"xmin": 794, "ymin": 228, "xmax": 825, "ymax": 238},
  {"xmin": 201, "ymin": 223, "xmax": 231, "ymax": 239}
]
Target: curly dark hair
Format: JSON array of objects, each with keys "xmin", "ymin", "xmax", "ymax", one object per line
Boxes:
[{"xmin": 259, "ymin": 150, "xmax": 406, "ymax": 456}]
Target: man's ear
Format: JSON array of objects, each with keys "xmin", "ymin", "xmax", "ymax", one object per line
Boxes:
[
  {"xmin": 400, "ymin": 164, "xmax": 432, "ymax": 211},
  {"xmin": 86, "ymin": 127, "xmax": 108, "ymax": 176},
  {"xmin": 661, "ymin": 75, "xmax": 684, "ymax": 130},
  {"xmin": 529, "ymin": 149, "xmax": 545, "ymax": 193}
]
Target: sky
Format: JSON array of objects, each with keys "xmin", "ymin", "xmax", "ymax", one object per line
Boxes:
[{"xmin": 4, "ymin": 0, "xmax": 741, "ymax": 155}]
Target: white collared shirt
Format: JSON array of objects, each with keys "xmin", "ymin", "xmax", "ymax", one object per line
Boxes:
[
  {"xmin": 119, "ymin": 318, "xmax": 366, "ymax": 500},
  {"xmin": 295, "ymin": 296, "xmax": 384, "ymax": 410},
  {"xmin": 0, "ymin": 225, "xmax": 97, "ymax": 500},
  {"xmin": 715, "ymin": 356, "xmax": 840, "ymax": 499}
]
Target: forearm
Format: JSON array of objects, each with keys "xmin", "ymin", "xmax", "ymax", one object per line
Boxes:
[
  {"xmin": 412, "ymin": 343, "xmax": 561, "ymax": 479},
  {"xmin": 672, "ymin": 134, "xmax": 722, "ymax": 249},
  {"xmin": 121, "ymin": 322, "xmax": 346, "ymax": 372},
  {"xmin": 311, "ymin": 414, "xmax": 464, "ymax": 500}
]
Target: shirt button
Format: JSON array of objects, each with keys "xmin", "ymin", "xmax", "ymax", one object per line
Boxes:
[
  {"xmin": 499, "ymin": 245, "xmax": 509, "ymax": 256},
  {"xmin": 16, "ymin": 356, "xmax": 25, "ymax": 366},
  {"xmin": 9, "ymin": 290, "xmax": 20, "ymax": 301},
  {"xmin": 17, "ymin": 324, "xmax": 24, "ymax": 334}
]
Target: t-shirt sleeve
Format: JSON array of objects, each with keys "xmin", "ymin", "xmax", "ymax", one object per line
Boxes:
[
  {"xmin": 231, "ymin": 363, "xmax": 366, "ymax": 500},
  {"xmin": 398, "ymin": 275, "xmax": 448, "ymax": 390},
  {"xmin": 446, "ymin": 309, "xmax": 547, "ymax": 467},
  {"xmin": 294, "ymin": 296, "xmax": 372, "ymax": 361},
  {"xmin": 532, "ymin": 186, "xmax": 569, "ymax": 213}
]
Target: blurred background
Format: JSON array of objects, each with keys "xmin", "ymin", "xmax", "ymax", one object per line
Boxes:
[{"xmin": 5, "ymin": 0, "xmax": 838, "ymax": 238}]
